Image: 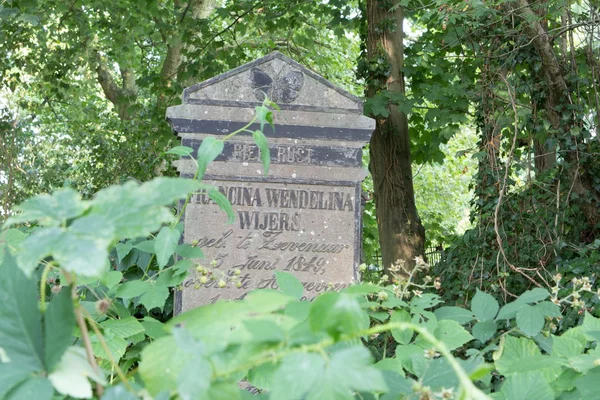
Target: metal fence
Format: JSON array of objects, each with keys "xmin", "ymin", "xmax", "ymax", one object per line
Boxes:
[{"xmin": 371, "ymin": 246, "xmax": 444, "ymax": 268}]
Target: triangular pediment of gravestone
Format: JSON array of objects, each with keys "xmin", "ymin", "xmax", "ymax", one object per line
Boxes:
[{"xmin": 182, "ymin": 51, "xmax": 362, "ymax": 114}]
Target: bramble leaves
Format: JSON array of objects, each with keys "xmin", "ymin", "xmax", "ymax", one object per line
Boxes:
[
  {"xmin": 471, "ymin": 289, "xmax": 499, "ymax": 321},
  {"xmin": 0, "ymin": 252, "xmax": 44, "ymax": 371},
  {"xmin": 155, "ymin": 226, "xmax": 181, "ymax": 269},
  {"xmin": 4, "ymin": 188, "xmax": 88, "ymax": 228}
]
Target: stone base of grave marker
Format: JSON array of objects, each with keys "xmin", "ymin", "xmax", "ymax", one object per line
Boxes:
[{"xmin": 167, "ymin": 51, "xmax": 375, "ymax": 313}]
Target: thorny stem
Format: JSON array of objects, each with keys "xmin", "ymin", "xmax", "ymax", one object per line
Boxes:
[
  {"xmin": 82, "ymin": 308, "xmax": 135, "ymax": 393},
  {"xmin": 65, "ymin": 270, "xmax": 104, "ymax": 397}
]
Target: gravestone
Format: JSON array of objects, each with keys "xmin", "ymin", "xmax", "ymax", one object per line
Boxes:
[{"xmin": 167, "ymin": 51, "xmax": 375, "ymax": 313}]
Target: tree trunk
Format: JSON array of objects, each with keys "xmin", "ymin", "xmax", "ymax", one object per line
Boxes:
[{"xmin": 366, "ymin": 0, "xmax": 425, "ymax": 276}]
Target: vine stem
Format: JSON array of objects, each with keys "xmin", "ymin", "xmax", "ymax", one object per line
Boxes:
[
  {"xmin": 39, "ymin": 262, "xmax": 54, "ymax": 313},
  {"xmin": 65, "ymin": 271, "xmax": 104, "ymax": 397},
  {"xmin": 82, "ymin": 308, "xmax": 136, "ymax": 393}
]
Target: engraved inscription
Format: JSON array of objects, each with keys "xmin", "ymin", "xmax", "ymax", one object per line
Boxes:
[
  {"xmin": 181, "ymin": 181, "xmax": 357, "ymax": 307},
  {"xmin": 231, "ymin": 143, "xmax": 314, "ymax": 165}
]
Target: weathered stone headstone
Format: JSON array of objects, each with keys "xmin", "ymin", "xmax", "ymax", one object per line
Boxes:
[{"xmin": 167, "ymin": 51, "xmax": 375, "ymax": 313}]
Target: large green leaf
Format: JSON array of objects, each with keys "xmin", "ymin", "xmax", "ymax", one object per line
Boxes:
[
  {"xmin": 575, "ymin": 366, "xmax": 600, "ymax": 397},
  {"xmin": 515, "ymin": 288, "xmax": 550, "ymax": 304},
  {"xmin": 268, "ymin": 353, "xmax": 325, "ymax": 400},
  {"xmin": 472, "ymin": 320, "xmax": 497, "ymax": 343},
  {"xmin": 305, "ymin": 346, "xmax": 387, "ymax": 400},
  {"xmin": 196, "ymin": 137, "xmax": 224, "ymax": 181},
  {"xmin": 4, "ymin": 188, "xmax": 88, "ymax": 227},
  {"xmin": 275, "ymin": 271, "xmax": 304, "ymax": 300},
  {"xmin": 140, "ymin": 336, "xmax": 193, "ymax": 395},
  {"xmin": 431, "ymin": 319, "xmax": 473, "ymax": 350},
  {"xmin": 390, "ymin": 310, "xmax": 413, "ymax": 345},
  {"xmin": 90, "ymin": 178, "xmax": 201, "ymax": 240},
  {"xmin": 471, "ymin": 289, "xmax": 499, "ymax": 321},
  {"xmin": 101, "ymin": 317, "xmax": 145, "ymax": 339},
  {"xmin": 155, "ymin": 226, "xmax": 180, "ymax": 269},
  {"xmin": 516, "ymin": 305, "xmax": 545, "ymax": 337},
  {"xmin": 0, "ymin": 252, "xmax": 45, "ymax": 371},
  {"xmin": 4, "ymin": 377, "xmax": 54, "ymax": 400},
  {"xmin": 434, "ymin": 306, "xmax": 476, "ymax": 325},
  {"xmin": 0, "ymin": 364, "xmax": 33, "ymax": 399},
  {"xmin": 498, "ymin": 371, "xmax": 553, "ymax": 400},
  {"xmin": 44, "ymin": 288, "xmax": 75, "ymax": 371},
  {"xmin": 495, "ymin": 336, "xmax": 541, "ymax": 376},
  {"xmin": 16, "ymin": 227, "xmax": 62, "ymax": 277},
  {"xmin": 309, "ymin": 292, "xmax": 369, "ymax": 339},
  {"xmin": 48, "ymin": 346, "xmax": 106, "ymax": 398}
]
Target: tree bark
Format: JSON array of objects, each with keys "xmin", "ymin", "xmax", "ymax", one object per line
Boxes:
[
  {"xmin": 366, "ymin": 0, "xmax": 425, "ymax": 275},
  {"xmin": 514, "ymin": 0, "xmax": 600, "ymax": 227}
]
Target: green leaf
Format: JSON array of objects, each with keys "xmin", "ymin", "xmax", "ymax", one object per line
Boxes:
[
  {"xmin": 91, "ymin": 178, "xmax": 201, "ymax": 240},
  {"xmin": 90, "ymin": 333, "xmax": 127, "ymax": 361},
  {"xmin": 5, "ymin": 377, "xmax": 53, "ymax": 400},
  {"xmin": 139, "ymin": 282, "xmax": 170, "ymax": 312},
  {"xmin": 178, "ymin": 357, "xmax": 212, "ymax": 400},
  {"xmin": 516, "ymin": 305, "xmax": 545, "ymax": 337},
  {"xmin": 175, "ymin": 244, "xmax": 204, "ymax": 259},
  {"xmin": 167, "ymin": 146, "xmax": 194, "ymax": 156},
  {"xmin": 208, "ymin": 188, "xmax": 235, "ymax": 223},
  {"xmin": 309, "ymin": 292, "xmax": 369, "ymax": 339},
  {"xmin": 496, "ymin": 301, "xmax": 526, "ymax": 320},
  {"xmin": 341, "ymin": 283, "xmax": 381, "ymax": 295},
  {"xmin": 516, "ymin": 288, "xmax": 550, "ymax": 304},
  {"xmin": 575, "ymin": 366, "xmax": 600, "ymax": 396},
  {"xmin": 252, "ymin": 129, "xmax": 270, "ymax": 175},
  {"xmin": 472, "ymin": 320, "xmax": 497, "ymax": 343},
  {"xmin": 101, "ymin": 317, "xmax": 145, "ymax": 339},
  {"xmin": 243, "ymin": 319, "xmax": 285, "ymax": 343},
  {"xmin": 0, "ymin": 364, "xmax": 33, "ymax": 399},
  {"xmin": 255, "ymin": 105, "xmax": 271, "ymax": 132},
  {"xmin": 44, "ymin": 289, "xmax": 75, "ymax": 371},
  {"xmin": 551, "ymin": 336, "xmax": 584, "ymax": 358},
  {"xmin": 155, "ymin": 226, "xmax": 181, "ymax": 269},
  {"xmin": 134, "ymin": 240, "xmax": 156, "ymax": 253},
  {"xmin": 247, "ymin": 362, "xmax": 279, "ymax": 391},
  {"xmin": 16, "ymin": 227, "xmax": 62, "ymax": 277},
  {"xmin": 434, "ymin": 306, "xmax": 475, "ymax": 325},
  {"xmin": 409, "ymin": 293, "xmax": 442, "ymax": 310},
  {"xmin": 432, "ymin": 319, "xmax": 473, "ymax": 351},
  {"xmin": 115, "ymin": 242, "xmax": 133, "ymax": 263},
  {"xmin": 471, "ymin": 289, "xmax": 499, "ymax": 321},
  {"xmin": 275, "ymin": 271, "xmax": 304, "ymax": 300},
  {"xmin": 0, "ymin": 252, "xmax": 44, "ymax": 371},
  {"xmin": 101, "ymin": 271, "xmax": 123, "ymax": 289},
  {"xmin": 4, "ymin": 188, "xmax": 87, "ymax": 227},
  {"xmin": 495, "ymin": 336, "xmax": 541, "ymax": 376},
  {"xmin": 48, "ymin": 347, "xmax": 106, "ymax": 398},
  {"xmin": 117, "ymin": 280, "xmax": 151, "ymax": 298},
  {"xmin": 390, "ymin": 310, "xmax": 413, "ymax": 345},
  {"xmin": 535, "ymin": 301, "xmax": 561, "ymax": 317},
  {"xmin": 196, "ymin": 137, "xmax": 224, "ymax": 181},
  {"xmin": 101, "ymin": 384, "xmax": 139, "ymax": 400},
  {"xmin": 141, "ymin": 317, "xmax": 167, "ymax": 340},
  {"xmin": 140, "ymin": 336, "xmax": 192, "ymax": 395},
  {"xmin": 499, "ymin": 371, "xmax": 553, "ymax": 400},
  {"xmin": 306, "ymin": 346, "xmax": 387, "ymax": 400}
]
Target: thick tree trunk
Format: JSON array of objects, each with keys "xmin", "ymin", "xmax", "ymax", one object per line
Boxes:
[{"xmin": 366, "ymin": 0, "xmax": 425, "ymax": 275}]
